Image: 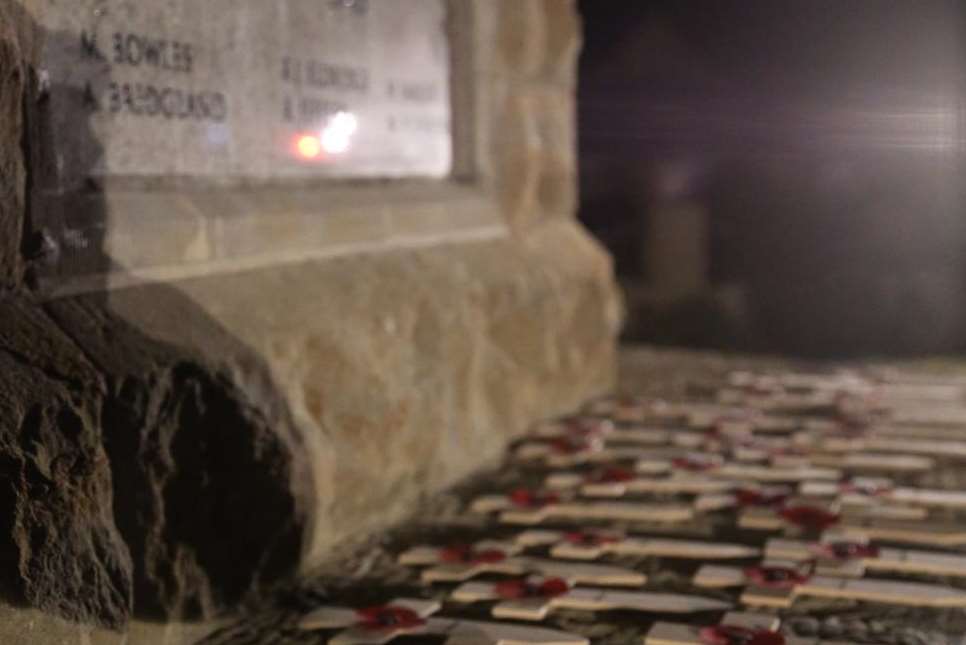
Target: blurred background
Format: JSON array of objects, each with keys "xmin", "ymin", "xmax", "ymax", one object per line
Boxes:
[{"xmin": 578, "ymin": 0, "xmax": 966, "ymax": 358}]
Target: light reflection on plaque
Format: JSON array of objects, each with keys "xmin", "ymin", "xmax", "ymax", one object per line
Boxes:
[{"xmin": 292, "ymin": 111, "xmax": 359, "ymax": 161}]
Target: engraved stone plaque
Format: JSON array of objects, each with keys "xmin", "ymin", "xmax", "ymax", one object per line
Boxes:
[{"xmin": 33, "ymin": 0, "xmax": 452, "ymax": 188}]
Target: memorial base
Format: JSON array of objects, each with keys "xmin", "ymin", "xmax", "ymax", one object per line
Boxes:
[{"xmin": 0, "ymin": 219, "xmax": 620, "ymax": 631}]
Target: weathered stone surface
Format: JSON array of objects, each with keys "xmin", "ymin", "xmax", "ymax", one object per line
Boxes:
[
  {"xmin": 0, "ymin": 219, "xmax": 619, "ymax": 632},
  {"xmin": 101, "ymin": 220, "xmax": 621, "ymax": 564},
  {"xmin": 484, "ymin": 0, "xmax": 581, "ymax": 231},
  {"xmin": 0, "ymin": 2, "xmax": 25, "ymax": 287},
  {"xmin": 49, "ymin": 294, "xmax": 307, "ymax": 621},
  {"xmin": 0, "ymin": 0, "xmax": 621, "ymax": 637},
  {"xmin": 0, "ymin": 291, "xmax": 308, "ymax": 628},
  {"xmin": 0, "ymin": 298, "xmax": 131, "ymax": 627},
  {"xmin": 0, "ymin": 602, "xmax": 224, "ymax": 645}
]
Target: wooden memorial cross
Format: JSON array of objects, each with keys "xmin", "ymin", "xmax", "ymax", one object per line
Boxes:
[
  {"xmin": 800, "ymin": 477, "xmax": 966, "ymax": 510},
  {"xmin": 531, "ymin": 417, "xmax": 681, "ymax": 447},
  {"xmin": 582, "ymin": 395, "xmax": 678, "ymax": 423},
  {"xmin": 544, "ymin": 464, "xmax": 750, "ymax": 497},
  {"xmin": 513, "ymin": 529, "xmax": 760, "ymax": 561},
  {"xmin": 847, "ymin": 422, "xmax": 966, "ymax": 441},
  {"xmin": 644, "ymin": 610, "xmax": 867, "ymax": 645},
  {"xmin": 738, "ymin": 498, "xmax": 932, "ymax": 536},
  {"xmin": 532, "ymin": 416, "xmax": 615, "ymax": 439},
  {"xmin": 808, "ymin": 434, "xmax": 966, "ymax": 460},
  {"xmin": 633, "ymin": 458, "xmax": 843, "ymax": 484},
  {"xmin": 514, "ymin": 439, "xmax": 672, "ymax": 468},
  {"xmin": 450, "ymin": 576, "xmax": 731, "ymax": 621},
  {"xmin": 692, "ymin": 561, "xmax": 966, "ymax": 608},
  {"xmin": 716, "ymin": 382, "xmax": 838, "ymax": 413},
  {"xmin": 514, "ymin": 430, "xmax": 755, "ymax": 468},
  {"xmin": 298, "ymin": 597, "xmax": 589, "ymax": 645},
  {"xmin": 743, "ymin": 505, "xmax": 966, "ymax": 547},
  {"xmin": 728, "ymin": 369, "xmax": 866, "ymax": 393},
  {"xmin": 469, "ymin": 489, "xmax": 693, "ymax": 525},
  {"xmin": 397, "ymin": 541, "xmax": 645, "ymax": 586},
  {"xmin": 765, "ymin": 536, "xmax": 966, "ymax": 578},
  {"xmin": 683, "ymin": 405, "xmax": 797, "ymax": 434},
  {"xmin": 888, "ymin": 405, "xmax": 966, "ymax": 428},
  {"xmin": 780, "ymin": 452, "xmax": 934, "ymax": 473}
]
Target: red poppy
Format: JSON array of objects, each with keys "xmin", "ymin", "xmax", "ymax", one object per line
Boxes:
[
  {"xmin": 563, "ymin": 531, "xmax": 621, "ymax": 546},
  {"xmin": 814, "ymin": 541, "xmax": 879, "ymax": 560},
  {"xmin": 700, "ymin": 625, "xmax": 785, "ymax": 645},
  {"xmin": 509, "ymin": 489, "xmax": 559, "ymax": 509},
  {"xmin": 549, "ymin": 437, "xmax": 591, "ymax": 455},
  {"xmin": 355, "ymin": 605, "xmax": 426, "ymax": 631},
  {"xmin": 494, "ymin": 577, "xmax": 570, "ymax": 599},
  {"xmin": 734, "ymin": 489, "xmax": 788, "ymax": 508},
  {"xmin": 744, "ymin": 565, "xmax": 810, "ymax": 589},
  {"xmin": 439, "ymin": 544, "xmax": 507, "ymax": 564},
  {"xmin": 779, "ymin": 505, "xmax": 840, "ymax": 531},
  {"xmin": 586, "ymin": 467, "xmax": 635, "ymax": 484}
]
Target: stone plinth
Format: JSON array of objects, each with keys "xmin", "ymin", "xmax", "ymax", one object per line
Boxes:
[{"xmin": 0, "ymin": 0, "xmax": 621, "ymax": 637}]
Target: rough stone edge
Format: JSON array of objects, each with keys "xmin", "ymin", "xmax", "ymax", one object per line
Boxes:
[
  {"xmin": 94, "ymin": 220, "xmax": 620, "ymax": 575},
  {"xmin": 0, "ymin": 0, "xmax": 26, "ymax": 288}
]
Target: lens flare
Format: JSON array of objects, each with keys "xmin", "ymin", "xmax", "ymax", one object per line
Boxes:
[
  {"xmin": 320, "ymin": 111, "xmax": 359, "ymax": 155},
  {"xmin": 295, "ymin": 134, "xmax": 322, "ymax": 160},
  {"xmin": 292, "ymin": 112, "xmax": 358, "ymax": 161}
]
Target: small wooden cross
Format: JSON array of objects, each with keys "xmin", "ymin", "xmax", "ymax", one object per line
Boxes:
[
  {"xmin": 645, "ymin": 609, "xmax": 887, "ymax": 644},
  {"xmin": 765, "ymin": 535, "xmax": 966, "ymax": 578},
  {"xmin": 397, "ymin": 541, "xmax": 645, "ymax": 586},
  {"xmin": 298, "ymin": 597, "xmax": 589, "ymax": 645},
  {"xmin": 582, "ymin": 395, "xmax": 676, "ymax": 423},
  {"xmin": 716, "ymin": 385, "xmax": 837, "ymax": 413},
  {"xmin": 470, "ymin": 489, "xmax": 693, "ymax": 525},
  {"xmin": 683, "ymin": 404, "xmax": 796, "ymax": 434},
  {"xmin": 744, "ymin": 506, "xmax": 966, "ymax": 547},
  {"xmin": 513, "ymin": 529, "xmax": 760, "ymax": 561},
  {"xmin": 800, "ymin": 477, "xmax": 966, "ymax": 510},
  {"xmin": 532, "ymin": 417, "xmax": 679, "ymax": 447},
  {"xmin": 813, "ymin": 435, "xmax": 966, "ymax": 460},
  {"xmin": 450, "ymin": 576, "xmax": 731, "ymax": 620},
  {"xmin": 738, "ymin": 498, "xmax": 933, "ymax": 536},
  {"xmin": 545, "ymin": 466, "xmax": 751, "ymax": 498},
  {"xmin": 888, "ymin": 404, "xmax": 966, "ymax": 427},
  {"xmin": 692, "ymin": 561, "xmax": 966, "ymax": 608},
  {"xmin": 789, "ymin": 452, "xmax": 934, "ymax": 473},
  {"xmin": 632, "ymin": 459, "xmax": 844, "ymax": 483},
  {"xmin": 514, "ymin": 439, "xmax": 668, "ymax": 468}
]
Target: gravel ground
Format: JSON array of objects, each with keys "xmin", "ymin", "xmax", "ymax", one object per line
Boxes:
[{"xmin": 197, "ymin": 347, "xmax": 966, "ymax": 645}]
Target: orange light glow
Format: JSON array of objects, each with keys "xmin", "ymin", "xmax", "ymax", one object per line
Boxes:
[{"xmin": 295, "ymin": 134, "xmax": 322, "ymax": 160}]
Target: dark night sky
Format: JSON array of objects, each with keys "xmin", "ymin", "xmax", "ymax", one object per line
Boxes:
[
  {"xmin": 577, "ymin": 1, "xmax": 966, "ymax": 356},
  {"xmin": 579, "ymin": 0, "xmax": 966, "ymax": 158}
]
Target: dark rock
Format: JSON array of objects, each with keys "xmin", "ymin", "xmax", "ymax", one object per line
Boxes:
[
  {"xmin": 0, "ymin": 291, "xmax": 307, "ymax": 628},
  {"xmin": 0, "ymin": 6, "xmax": 25, "ymax": 289},
  {"xmin": 0, "ymin": 298, "xmax": 131, "ymax": 627}
]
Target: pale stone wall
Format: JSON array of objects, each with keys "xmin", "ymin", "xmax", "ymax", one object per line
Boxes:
[{"xmin": 0, "ymin": 0, "xmax": 622, "ymax": 638}]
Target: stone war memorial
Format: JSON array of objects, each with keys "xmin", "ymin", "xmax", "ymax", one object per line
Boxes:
[
  {"xmin": 0, "ymin": 0, "xmax": 621, "ymax": 641},
  {"xmin": 7, "ymin": 1, "xmax": 966, "ymax": 645}
]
